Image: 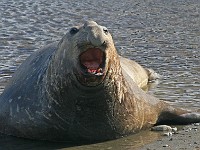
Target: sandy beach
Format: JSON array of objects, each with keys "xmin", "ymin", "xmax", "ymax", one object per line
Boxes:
[{"xmin": 140, "ymin": 123, "xmax": 200, "ymax": 150}]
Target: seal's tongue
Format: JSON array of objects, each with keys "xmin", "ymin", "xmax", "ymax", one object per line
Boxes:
[{"xmin": 80, "ymin": 48, "xmax": 104, "ymax": 74}]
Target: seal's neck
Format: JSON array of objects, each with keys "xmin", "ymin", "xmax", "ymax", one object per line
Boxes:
[
  {"xmin": 44, "ymin": 42, "xmax": 76, "ymax": 104},
  {"xmin": 103, "ymin": 49, "xmax": 128, "ymax": 104}
]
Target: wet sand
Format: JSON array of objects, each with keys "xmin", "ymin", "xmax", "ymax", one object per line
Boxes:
[{"xmin": 140, "ymin": 123, "xmax": 200, "ymax": 150}]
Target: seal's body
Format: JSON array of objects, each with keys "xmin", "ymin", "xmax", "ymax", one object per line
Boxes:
[{"xmin": 0, "ymin": 21, "xmax": 199, "ymax": 142}]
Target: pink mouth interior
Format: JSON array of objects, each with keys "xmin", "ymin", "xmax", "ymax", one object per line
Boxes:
[{"xmin": 80, "ymin": 48, "xmax": 104, "ymax": 74}]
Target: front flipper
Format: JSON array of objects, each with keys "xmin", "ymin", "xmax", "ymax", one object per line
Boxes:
[
  {"xmin": 179, "ymin": 112, "xmax": 200, "ymax": 123},
  {"xmin": 157, "ymin": 108, "xmax": 200, "ymax": 125}
]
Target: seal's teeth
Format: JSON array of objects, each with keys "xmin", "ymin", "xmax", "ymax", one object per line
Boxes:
[
  {"xmin": 95, "ymin": 72, "xmax": 103, "ymax": 76},
  {"xmin": 95, "ymin": 68, "xmax": 103, "ymax": 76},
  {"xmin": 86, "ymin": 67, "xmax": 104, "ymax": 76},
  {"xmin": 87, "ymin": 69, "xmax": 97, "ymax": 74},
  {"xmin": 96, "ymin": 68, "xmax": 102, "ymax": 73}
]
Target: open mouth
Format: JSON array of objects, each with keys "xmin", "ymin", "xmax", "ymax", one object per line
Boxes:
[{"xmin": 79, "ymin": 48, "xmax": 105, "ymax": 76}]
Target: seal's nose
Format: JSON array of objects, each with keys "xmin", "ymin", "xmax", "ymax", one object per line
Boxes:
[
  {"xmin": 84, "ymin": 21, "xmax": 98, "ymax": 27},
  {"xmin": 84, "ymin": 21, "xmax": 108, "ymax": 47}
]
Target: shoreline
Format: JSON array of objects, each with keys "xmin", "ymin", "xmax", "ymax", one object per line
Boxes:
[{"xmin": 140, "ymin": 123, "xmax": 200, "ymax": 150}]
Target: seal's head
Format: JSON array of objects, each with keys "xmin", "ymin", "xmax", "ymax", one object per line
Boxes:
[{"xmin": 59, "ymin": 21, "xmax": 116, "ymax": 87}]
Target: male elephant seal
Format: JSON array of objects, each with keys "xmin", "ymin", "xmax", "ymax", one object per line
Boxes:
[{"xmin": 0, "ymin": 21, "xmax": 199, "ymax": 142}]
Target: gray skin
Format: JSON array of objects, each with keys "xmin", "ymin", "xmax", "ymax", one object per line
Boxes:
[{"xmin": 0, "ymin": 21, "xmax": 199, "ymax": 142}]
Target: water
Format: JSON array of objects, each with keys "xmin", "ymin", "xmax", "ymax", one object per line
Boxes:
[{"xmin": 0, "ymin": 0, "xmax": 199, "ymax": 149}]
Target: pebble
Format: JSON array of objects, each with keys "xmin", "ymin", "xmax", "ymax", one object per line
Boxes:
[
  {"xmin": 185, "ymin": 130, "xmax": 189, "ymax": 132},
  {"xmin": 163, "ymin": 144, "xmax": 169, "ymax": 147},
  {"xmin": 172, "ymin": 127, "xmax": 177, "ymax": 132},
  {"xmin": 194, "ymin": 123, "xmax": 200, "ymax": 126},
  {"xmin": 163, "ymin": 132, "xmax": 173, "ymax": 136},
  {"xmin": 151, "ymin": 125, "xmax": 173, "ymax": 131}
]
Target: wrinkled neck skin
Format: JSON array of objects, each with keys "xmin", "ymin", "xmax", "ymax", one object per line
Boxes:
[{"xmin": 43, "ymin": 34, "xmax": 144, "ymax": 140}]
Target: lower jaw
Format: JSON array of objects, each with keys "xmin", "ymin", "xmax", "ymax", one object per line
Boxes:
[{"xmin": 76, "ymin": 72, "xmax": 105, "ymax": 87}]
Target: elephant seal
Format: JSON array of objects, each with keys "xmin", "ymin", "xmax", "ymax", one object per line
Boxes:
[{"xmin": 0, "ymin": 21, "xmax": 199, "ymax": 142}]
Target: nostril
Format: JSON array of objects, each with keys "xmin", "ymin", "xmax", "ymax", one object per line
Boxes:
[
  {"xmin": 70, "ymin": 27, "xmax": 79, "ymax": 35},
  {"xmin": 102, "ymin": 41, "xmax": 106, "ymax": 45},
  {"xmin": 103, "ymin": 28, "xmax": 109, "ymax": 35}
]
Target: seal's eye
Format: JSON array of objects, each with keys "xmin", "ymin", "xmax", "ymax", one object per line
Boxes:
[
  {"xmin": 70, "ymin": 27, "xmax": 79, "ymax": 35},
  {"xmin": 103, "ymin": 27, "xmax": 109, "ymax": 35}
]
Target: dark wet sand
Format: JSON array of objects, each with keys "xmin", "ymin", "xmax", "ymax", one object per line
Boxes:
[{"xmin": 140, "ymin": 123, "xmax": 200, "ymax": 150}]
